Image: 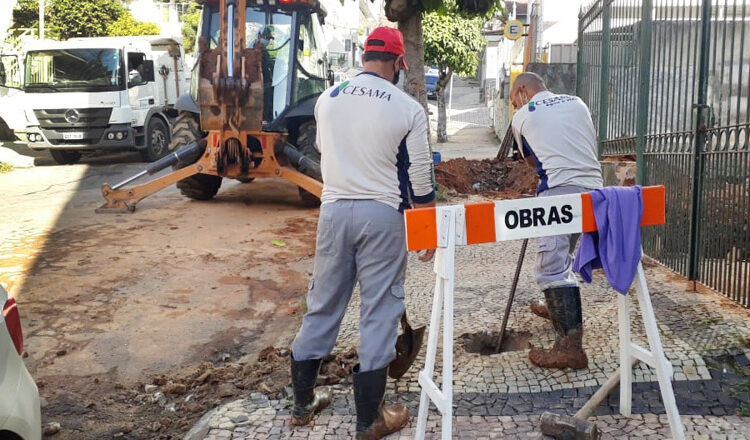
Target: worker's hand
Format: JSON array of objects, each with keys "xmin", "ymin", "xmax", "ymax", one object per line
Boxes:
[{"xmin": 418, "ymin": 248, "xmax": 435, "ymax": 262}]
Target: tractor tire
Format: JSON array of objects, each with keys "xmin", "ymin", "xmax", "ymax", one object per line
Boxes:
[
  {"xmin": 293, "ymin": 120, "xmax": 322, "ymax": 206},
  {"xmin": 169, "ymin": 112, "xmax": 222, "ymax": 200},
  {"xmin": 50, "ymin": 150, "xmax": 82, "ymax": 165}
]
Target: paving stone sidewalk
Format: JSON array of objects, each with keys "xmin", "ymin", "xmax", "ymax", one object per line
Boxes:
[
  {"xmin": 427, "ymin": 77, "xmax": 499, "ymax": 161},
  {"xmin": 195, "ymin": 237, "xmax": 750, "ymax": 440}
]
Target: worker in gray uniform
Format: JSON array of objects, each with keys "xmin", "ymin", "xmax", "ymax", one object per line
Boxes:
[
  {"xmin": 510, "ymin": 72, "xmax": 603, "ymax": 370},
  {"xmin": 289, "ymin": 27, "xmax": 436, "ymax": 440}
]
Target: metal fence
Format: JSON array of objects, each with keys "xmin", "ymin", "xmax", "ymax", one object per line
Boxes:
[{"xmin": 577, "ymin": 0, "xmax": 750, "ymax": 307}]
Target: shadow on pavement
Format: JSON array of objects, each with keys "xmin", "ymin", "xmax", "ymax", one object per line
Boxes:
[{"xmin": 1, "ymin": 140, "xmax": 144, "ymax": 167}]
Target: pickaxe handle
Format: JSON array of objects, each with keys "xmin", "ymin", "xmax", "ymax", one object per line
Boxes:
[
  {"xmin": 574, "ymin": 359, "xmax": 639, "ymax": 419},
  {"xmin": 494, "ymin": 238, "xmax": 529, "ymax": 352}
]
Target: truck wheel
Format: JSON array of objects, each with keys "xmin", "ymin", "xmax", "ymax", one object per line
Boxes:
[
  {"xmin": 293, "ymin": 120, "xmax": 322, "ymax": 207},
  {"xmin": 140, "ymin": 117, "xmax": 171, "ymax": 162},
  {"xmin": 0, "ymin": 118, "xmax": 14, "ymax": 141},
  {"xmin": 169, "ymin": 112, "xmax": 222, "ymax": 200},
  {"xmin": 50, "ymin": 150, "xmax": 82, "ymax": 165}
]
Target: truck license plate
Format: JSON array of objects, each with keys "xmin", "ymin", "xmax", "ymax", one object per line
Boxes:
[{"xmin": 63, "ymin": 132, "xmax": 84, "ymax": 140}]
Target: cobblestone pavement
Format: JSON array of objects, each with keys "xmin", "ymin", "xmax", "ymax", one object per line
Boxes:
[{"xmin": 196, "ymin": 235, "xmax": 750, "ymax": 439}]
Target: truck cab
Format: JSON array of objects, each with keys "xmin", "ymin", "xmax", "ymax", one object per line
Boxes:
[{"xmin": 22, "ymin": 36, "xmax": 189, "ymax": 164}]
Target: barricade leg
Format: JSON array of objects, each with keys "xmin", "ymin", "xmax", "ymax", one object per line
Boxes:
[
  {"xmin": 617, "ymin": 262, "xmax": 684, "ymax": 440},
  {"xmin": 415, "ymin": 269, "xmax": 445, "ymax": 440},
  {"xmin": 416, "ymin": 207, "xmax": 457, "ymax": 440},
  {"xmin": 618, "ymin": 293, "xmax": 633, "ymax": 417},
  {"xmin": 633, "ymin": 264, "xmax": 684, "ymax": 440},
  {"xmin": 441, "ymin": 263, "xmax": 454, "ymax": 439}
]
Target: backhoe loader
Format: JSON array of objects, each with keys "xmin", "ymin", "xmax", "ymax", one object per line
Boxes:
[
  {"xmin": 97, "ymin": 0, "xmax": 329, "ymax": 212},
  {"xmin": 96, "ymin": 0, "xmax": 427, "ymax": 378}
]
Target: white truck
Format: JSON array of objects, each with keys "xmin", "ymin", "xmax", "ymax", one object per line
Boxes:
[
  {"xmin": 0, "ymin": 49, "xmax": 25, "ymax": 141},
  {"xmin": 21, "ymin": 36, "xmax": 189, "ymax": 164}
]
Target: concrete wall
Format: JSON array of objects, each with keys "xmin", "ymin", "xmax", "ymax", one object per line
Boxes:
[
  {"xmin": 494, "ymin": 96, "xmax": 511, "ymax": 139},
  {"xmin": 492, "ymin": 62, "xmax": 578, "ymax": 139},
  {"xmin": 526, "ymin": 62, "xmax": 577, "ymax": 96}
]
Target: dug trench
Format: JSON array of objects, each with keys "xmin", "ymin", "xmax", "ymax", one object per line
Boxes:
[
  {"xmin": 460, "ymin": 330, "xmax": 533, "ymax": 356},
  {"xmin": 434, "ymin": 157, "xmax": 537, "ymax": 198},
  {"xmin": 436, "ymin": 157, "xmax": 538, "ymax": 357}
]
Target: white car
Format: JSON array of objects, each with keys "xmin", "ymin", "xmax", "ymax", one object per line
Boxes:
[{"xmin": 0, "ymin": 285, "xmax": 41, "ymax": 440}]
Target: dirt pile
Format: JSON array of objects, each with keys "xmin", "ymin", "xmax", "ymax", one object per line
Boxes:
[
  {"xmin": 435, "ymin": 158, "xmax": 537, "ymax": 197},
  {"xmin": 137, "ymin": 347, "xmax": 358, "ymax": 435},
  {"xmin": 318, "ymin": 348, "xmax": 359, "ymax": 385},
  {"xmin": 39, "ymin": 347, "xmax": 360, "ymax": 439}
]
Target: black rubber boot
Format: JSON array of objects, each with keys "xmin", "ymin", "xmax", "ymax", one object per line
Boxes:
[
  {"xmin": 529, "ymin": 286, "xmax": 588, "ymax": 369},
  {"xmin": 544, "ymin": 286, "xmax": 583, "ymax": 336},
  {"xmin": 290, "ymin": 356, "xmax": 332, "ymax": 426},
  {"xmin": 353, "ymin": 364, "xmax": 408, "ymax": 440}
]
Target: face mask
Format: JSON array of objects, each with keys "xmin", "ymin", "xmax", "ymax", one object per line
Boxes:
[
  {"xmin": 521, "ymin": 89, "xmax": 536, "ymax": 106},
  {"xmin": 392, "ymin": 68, "xmax": 401, "ymax": 85}
]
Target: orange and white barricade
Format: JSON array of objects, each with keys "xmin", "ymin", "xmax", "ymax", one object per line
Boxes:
[{"xmin": 405, "ymin": 186, "xmax": 685, "ymax": 440}]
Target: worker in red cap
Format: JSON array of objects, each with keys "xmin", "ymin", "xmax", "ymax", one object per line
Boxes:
[{"xmin": 289, "ymin": 26, "xmax": 435, "ymax": 439}]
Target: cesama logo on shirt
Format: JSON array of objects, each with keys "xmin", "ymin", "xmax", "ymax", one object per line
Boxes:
[
  {"xmin": 330, "ymin": 80, "xmax": 392, "ymax": 101},
  {"xmin": 494, "ymin": 194, "xmax": 583, "ymax": 241}
]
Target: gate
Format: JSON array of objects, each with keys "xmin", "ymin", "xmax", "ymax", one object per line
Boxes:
[{"xmin": 577, "ymin": 0, "xmax": 750, "ymax": 307}]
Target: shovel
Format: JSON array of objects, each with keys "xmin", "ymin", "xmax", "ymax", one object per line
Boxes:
[{"xmin": 389, "ymin": 311, "xmax": 426, "ymax": 379}]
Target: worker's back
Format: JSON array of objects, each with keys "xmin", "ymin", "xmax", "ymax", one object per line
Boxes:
[
  {"xmin": 512, "ymin": 91, "xmax": 603, "ymax": 192},
  {"xmin": 315, "ymin": 72, "xmax": 433, "ymax": 212}
]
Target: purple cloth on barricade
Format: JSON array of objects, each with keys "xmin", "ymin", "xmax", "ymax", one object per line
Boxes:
[{"xmin": 573, "ymin": 186, "xmax": 644, "ymax": 295}]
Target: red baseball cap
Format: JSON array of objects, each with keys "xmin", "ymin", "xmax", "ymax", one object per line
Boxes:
[{"xmin": 364, "ymin": 27, "xmax": 409, "ymax": 70}]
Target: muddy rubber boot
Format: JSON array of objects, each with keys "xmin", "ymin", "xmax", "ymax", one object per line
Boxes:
[
  {"xmin": 530, "ymin": 300, "xmax": 551, "ymax": 320},
  {"xmin": 528, "ymin": 286, "xmax": 588, "ymax": 370},
  {"xmin": 290, "ymin": 356, "xmax": 332, "ymax": 426},
  {"xmin": 353, "ymin": 364, "xmax": 408, "ymax": 440}
]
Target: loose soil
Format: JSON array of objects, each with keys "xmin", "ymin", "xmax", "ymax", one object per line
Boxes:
[
  {"xmin": 435, "ymin": 158, "xmax": 537, "ymax": 197},
  {"xmin": 39, "ymin": 346, "xmax": 359, "ymax": 439},
  {"xmin": 1, "ymin": 175, "xmax": 330, "ymax": 440}
]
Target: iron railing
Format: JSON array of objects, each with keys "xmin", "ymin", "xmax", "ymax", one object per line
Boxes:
[{"xmin": 577, "ymin": 0, "xmax": 750, "ymax": 307}]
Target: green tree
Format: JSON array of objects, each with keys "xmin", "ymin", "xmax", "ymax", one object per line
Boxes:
[
  {"xmin": 383, "ymin": 0, "xmax": 500, "ymax": 118},
  {"xmin": 108, "ymin": 11, "xmax": 160, "ymax": 37},
  {"xmin": 47, "ymin": 0, "xmax": 126, "ymax": 39},
  {"xmin": 11, "ymin": 0, "xmax": 46, "ymax": 33},
  {"xmin": 181, "ymin": 1, "xmax": 202, "ymax": 53},
  {"xmin": 423, "ymin": 11, "xmax": 485, "ymax": 142},
  {"xmin": 12, "ymin": 0, "xmax": 155, "ymax": 40}
]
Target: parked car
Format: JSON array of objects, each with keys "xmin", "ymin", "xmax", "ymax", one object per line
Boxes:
[
  {"xmin": 425, "ymin": 69, "xmax": 439, "ymax": 100},
  {"xmin": 0, "ymin": 285, "xmax": 41, "ymax": 440},
  {"xmin": 332, "ymin": 71, "xmax": 347, "ymax": 86}
]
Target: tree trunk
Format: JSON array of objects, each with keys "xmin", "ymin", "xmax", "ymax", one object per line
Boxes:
[
  {"xmin": 436, "ymin": 71, "xmax": 451, "ymax": 143},
  {"xmin": 398, "ymin": 14, "xmax": 428, "ymax": 116},
  {"xmin": 437, "ymin": 86, "xmax": 447, "ymax": 143}
]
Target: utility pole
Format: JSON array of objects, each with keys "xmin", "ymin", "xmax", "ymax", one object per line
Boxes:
[{"xmin": 39, "ymin": 0, "xmax": 44, "ymax": 39}]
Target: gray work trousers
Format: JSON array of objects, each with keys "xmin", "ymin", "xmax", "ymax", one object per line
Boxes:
[
  {"xmin": 534, "ymin": 185, "xmax": 593, "ymax": 290},
  {"xmin": 291, "ymin": 200, "xmax": 407, "ymax": 372}
]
